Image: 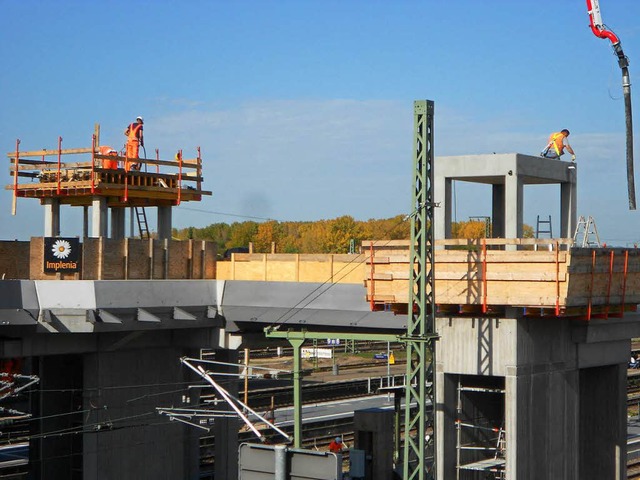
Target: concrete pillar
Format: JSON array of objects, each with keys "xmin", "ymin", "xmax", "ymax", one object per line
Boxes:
[
  {"xmin": 561, "ymin": 174, "xmax": 577, "ymax": 238},
  {"xmin": 91, "ymin": 197, "xmax": 107, "ymax": 238},
  {"xmin": 110, "ymin": 208, "xmax": 126, "ymax": 239},
  {"xmin": 33, "ymin": 354, "xmax": 82, "ymax": 479},
  {"xmin": 129, "ymin": 207, "xmax": 135, "ymax": 238},
  {"xmin": 157, "ymin": 206, "xmax": 172, "ymax": 240},
  {"xmin": 353, "ymin": 408, "xmax": 394, "ymax": 480},
  {"xmin": 83, "ymin": 206, "xmax": 89, "ymax": 238},
  {"xmin": 43, "ymin": 198, "xmax": 60, "ymax": 237},
  {"xmin": 435, "ymin": 315, "xmax": 637, "ymax": 480},
  {"xmin": 505, "ymin": 174, "xmax": 523, "ymax": 243},
  {"xmin": 82, "ymin": 346, "xmax": 200, "ymax": 480},
  {"xmin": 492, "ymin": 184, "xmax": 505, "ymax": 238},
  {"xmin": 214, "ymin": 348, "xmax": 240, "ymax": 480},
  {"xmin": 434, "ymin": 177, "xmax": 451, "ymax": 240}
]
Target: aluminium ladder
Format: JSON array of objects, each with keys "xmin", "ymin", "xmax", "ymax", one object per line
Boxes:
[{"xmin": 573, "ymin": 215, "xmax": 601, "ymax": 247}]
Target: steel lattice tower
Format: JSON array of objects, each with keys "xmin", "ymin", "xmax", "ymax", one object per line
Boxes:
[{"xmin": 402, "ymin": 100, "xmax": 438, "ymax": 480}]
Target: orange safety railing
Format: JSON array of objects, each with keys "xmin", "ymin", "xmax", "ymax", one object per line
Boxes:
[
  {"xmin": 369, "ymin": 241, "xmax": 375, "ymax": 311},
  {"xmin": 91, "ymin": 134, "xmax": 96, "ymax": 194},
  {"xmin": 604, "ymin": 250, "xmax": 615, "ymax": 318},
  {"xmin": 587, "ymin": 250, "xmax": 597, "ymax": 320},
  {"xmin": 618, "ymin": 250, "xmax": 630, "ymax": 317},
  {"xmin": 555, "ymin": 241, "xmax": 560, "ymax": 316},
  {"xmin": 177, "ymin": 149, "xmax": 183, "ymax": 205},
  {"xmin": 11, "ymin": 139, "xmax": 20, "ymax": 215},
  {"xmin": 197, "ymin": 147, "xmax": 202, "ymax": 193},
  {"xmin": 56, "ymin": 136, "xmax": 62, "ymax": 195},
  {"xmin": 481, "ymin": 239, "xmax": 488, "ymax": 314}
]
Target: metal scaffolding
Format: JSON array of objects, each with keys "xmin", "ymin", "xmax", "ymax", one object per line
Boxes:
[{"xmin": 455, "ymin": 380, "xmax": 506, "ymax": 480}]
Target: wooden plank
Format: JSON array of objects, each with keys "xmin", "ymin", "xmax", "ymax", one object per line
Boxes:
[
  {"xmin": 7, "ymin": 147, "xmax": 93, "ymax": 157},
  {"xmin": 9, "ymin": 171, "xmax": 38, "ymax": 178},
  {"xmin": 12, "ymin": 161, "xmax": 94, "ymax": 171},
  {"xmin": 110, "ymin": 156, "xmax": 199, "ymax": 169},
  {"xmin": 8, "ymin": 158, "xmax": 57, "ymax": 166}
]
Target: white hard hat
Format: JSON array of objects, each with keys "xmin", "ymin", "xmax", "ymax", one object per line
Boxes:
[{"xmin": 136, "ymin": 116, "xmax": 144, "ymax": 122}]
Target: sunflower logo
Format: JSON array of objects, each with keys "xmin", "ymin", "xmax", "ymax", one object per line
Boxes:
[{"xmin": 52, "ymin": 240, "xmax": 72, "ymax": 259}]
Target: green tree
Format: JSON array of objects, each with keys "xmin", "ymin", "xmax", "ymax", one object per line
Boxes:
[{"xmin": 225, "ymin": 221, "xmax": 258, "ymax": 250}]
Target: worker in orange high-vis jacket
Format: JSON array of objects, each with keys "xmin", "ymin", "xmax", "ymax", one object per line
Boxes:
[
  {"xmin": 541, "ymin": 129, "xmax": 576, "ymax": 162},
  {"xmin": 124, "ymin": 116, "xmax": 144, "ymax": 171}
]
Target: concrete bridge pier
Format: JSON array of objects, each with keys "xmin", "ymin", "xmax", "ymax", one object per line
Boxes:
[
  {"xmin": 434, "ymin": 313, "xmax": 639, "ymax": 480},
  {"xmin": 25, "ymin": 333, "xmax": 213, "ymax": 480}
]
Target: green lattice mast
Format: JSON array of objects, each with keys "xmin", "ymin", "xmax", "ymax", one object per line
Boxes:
[{"xmin": 402, "ymin": 100, "xmax": 438, "ymax": 480}]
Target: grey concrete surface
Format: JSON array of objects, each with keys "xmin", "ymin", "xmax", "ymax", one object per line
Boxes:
[
  {"xmin": 434, "ymin": 153, "xmax": 577, "ymax": 241},
  {"xmin": 434, "ymin": 313, "xmax": 640, "ymax": 480}
]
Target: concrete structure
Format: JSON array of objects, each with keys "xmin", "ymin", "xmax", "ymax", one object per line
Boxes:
[
  {"xmin": 434, "ymin": 153, "xmax": 577, "ymax": 241},
  {"xmin": 353, "ymin": 408, "xmax": 395, "ymax": 480},
  {"xmin": 434, "ymin": 313, "xmax": 639, "ymax": 480},
  {"xmin": 0, "ymin": 279, "xmax": 405, "ymax": 480}
]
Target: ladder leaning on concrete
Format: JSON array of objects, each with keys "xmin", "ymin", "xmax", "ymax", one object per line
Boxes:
[
  {"xmin": 134, "ymin": 207, "xmax": 150, "ymax": 240},
  {"xmin": 573, "ymin": 215, "xmax": 601, "ymax": 247}
]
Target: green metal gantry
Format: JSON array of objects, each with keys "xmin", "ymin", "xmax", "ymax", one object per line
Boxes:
[
  {"xmin": 403, "ymin": 100, "xmax": 439, "ymax": 480},
  {"xmin": 264, "ymin": 328, "xmax": 400, "ymax": 448}
]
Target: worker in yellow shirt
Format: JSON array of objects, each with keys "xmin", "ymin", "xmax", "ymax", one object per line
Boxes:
[{"xmin": 541, "ymin": 129, "xmax": 576, "ymax": 162}]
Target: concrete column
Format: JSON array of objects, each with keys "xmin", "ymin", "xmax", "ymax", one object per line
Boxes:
[
  {"xmin": 83, "ymin": 206, "xmax": 89, "ymax": 239},
  {"xmin": 129, "ymin": 207, "xmax": 135, "ymax": 238},
  {"xmin": 214, "ymin": 349, "xmax": 240, "ymax": 480},
  {"xmin": 434, "ymin": 176, "xmax": 451, "ymax": 241},
  {"xmin": 91, "ymin": 197, "xmax": 107, "ymax": 238},
  {"xmin": 43, "ymin": 198, "xmax": 60, "ymax": 237},
  {"xmin": 492, "ymin": 184, "xmax": 505, "ymax": 238},
  {"xmin": 560, "ymin": 174, "xmax": 577, "ymax": 238},
  {"xmin": 505, "ymin": 174, "xmax": 523, "ymax": 242},
  {"xmin": 110, "ymin": 208, "xmax": 126, "ymax": 239},
  {"xmin": 33, "ymin": 354, "xmax": 82, "ymax": 479},
  {"xmin": 157, "ymin": 206, "xmax": 172, "ymax": 240},
  {"xmin": 83, "ymin": 346, "xmax": 200, "ymax": 480}
]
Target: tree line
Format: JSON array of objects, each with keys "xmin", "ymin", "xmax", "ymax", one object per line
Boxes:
[{"xmin": 172, "ymin": 216, "xmax": 534, "ymax": 255}]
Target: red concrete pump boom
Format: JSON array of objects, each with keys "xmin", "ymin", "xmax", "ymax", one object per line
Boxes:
[{"xmin": 586, "ymin": 0, "xmax": 636, "ymax": 210}]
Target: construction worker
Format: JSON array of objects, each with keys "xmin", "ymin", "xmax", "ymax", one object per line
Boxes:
[
  {"xmin": 328, "ymin": 437, "xmax": 346, "ymax": 454},
  {"xmin": 124, "ymin": 116, "xmax": 144, "ymax": 171},
  {"xmin": 98, "ymin": 145, "xmax": 119, "ymax": 170},
  {"xmin": 541, "ymin": 129, "xmax": 576, "ymax": 162}
]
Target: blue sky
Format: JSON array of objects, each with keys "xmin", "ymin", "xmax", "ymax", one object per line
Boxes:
[{"xmin": 1, "ymin": 0, "xmax": 639, "ymax": 245}]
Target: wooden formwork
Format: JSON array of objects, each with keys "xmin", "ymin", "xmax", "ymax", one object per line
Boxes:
[
  {"xmin": 365, "ymin": 239, "xmax": 640, "ymax": 316},
  {"xmin": 216, "ymin": 253, "xmax": 367, "ymax": 284},
  {"xmin": 216, "ymin": 239, "xmax": 640, "ymax": 317}
]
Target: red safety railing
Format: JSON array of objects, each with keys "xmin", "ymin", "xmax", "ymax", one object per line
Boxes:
[
  {"xmin": 11, "ymin": 139, "xmax": 20, "ymax": 215},
  {"xmin": 587, "ymin": 250, "xmax": 597, "ymax": 320},
  {"xmin": 177, "ymin": 149, "xmax": 183, "ymax": 205},
  {"xmin": 197, "ymin": 146, "xmax": 202, "ymax": 193},
  {"xmin": 91, "ymin": 134, "xmax": 96, "ymax": 194},
  {"xmin": 555, "ymin": 241, "xmax": 560, "ymax": 316},
  {"xmin": 369, "ymin": 241, "xmax": 375, "ymax": 311},
  {"xmin": 56, "ymin": 136, "xmax": 62, "ymax": 195},
  {"xmin": 604, "ymin": 250, "xmax": 615, "ymax": 319},
  {"xmin": 481, "ymin": 239, "xmax": 488, "ymax": 313}
]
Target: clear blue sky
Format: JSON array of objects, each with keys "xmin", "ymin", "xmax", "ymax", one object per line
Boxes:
[{"xmin": 1, "ymin": 0, "xmax": 639, "ymax": 245}]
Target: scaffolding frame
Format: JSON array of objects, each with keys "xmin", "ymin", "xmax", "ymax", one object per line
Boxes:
[
  {"xmin": 455, "ymin": 380, "xmax": 506, "ymax": 480},
  {"xmin": 6, "ymin": 125, "xmax": 209, "ymax": 213}
]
